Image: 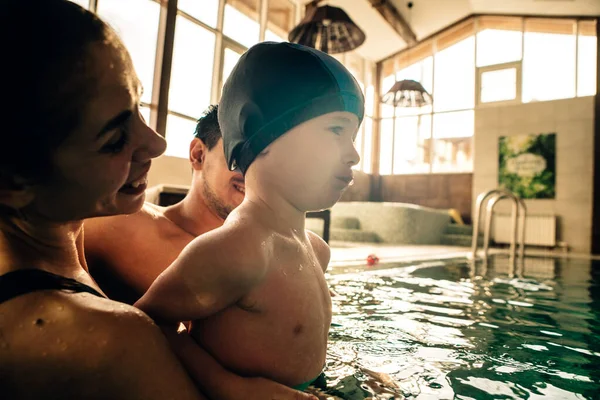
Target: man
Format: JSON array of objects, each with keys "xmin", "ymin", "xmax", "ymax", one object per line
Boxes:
[
  {"xmin": 85, "ymin": 105, "xmax": 245, "ymax": 304},
  {"xmin": 84, "ymin": 105, "xmax": 315, "ymax": 400}
]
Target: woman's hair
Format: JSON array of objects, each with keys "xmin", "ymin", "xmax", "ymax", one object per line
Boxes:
[{"xmin": 0, "ymin": 0, "xmax": 122, "ymax": 183}]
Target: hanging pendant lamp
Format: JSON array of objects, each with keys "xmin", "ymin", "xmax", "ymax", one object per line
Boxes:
[
  {"xmin": 288, "ymin": 5, "xmax": 366, "ymax": 54},
  {"xmin": 381, "ymin": 1, "xmax": 432, "ymax": 108},
  {"xmin": 381, "ymin": 79, "xmax": 432, "ymax": 108}
]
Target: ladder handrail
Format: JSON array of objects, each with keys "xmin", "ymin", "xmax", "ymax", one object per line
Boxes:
[
  {"xmin": 517, "ymin": 198, "xmax": 526, "ymax": 259},
  {"xmin": 483, "ymin": 193, "xmax": 518, "ymax": 259},
  {"xmin": 471, "ymin": 188, "xmax": 527, "ymax": 260}
]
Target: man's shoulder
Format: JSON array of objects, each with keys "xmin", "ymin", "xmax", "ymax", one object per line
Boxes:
[
  {"xmin": 84, "ymin": 203, "xmax": 169, "ymax": 249},
  {"xmin": 87, "ymin": 203, "xmax": 165, "ymax": 230}
]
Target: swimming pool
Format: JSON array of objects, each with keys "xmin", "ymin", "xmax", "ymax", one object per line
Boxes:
[{"xmin": 315, "ymin": 255, "xmax": 600, "ymax": 399}]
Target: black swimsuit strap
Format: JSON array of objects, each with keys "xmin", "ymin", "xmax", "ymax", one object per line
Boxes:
[{"xmin": 0, "ymin": 269, "xmax": 106, "ymax": 304}]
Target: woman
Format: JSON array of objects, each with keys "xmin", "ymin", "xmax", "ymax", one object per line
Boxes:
[{"xmin": 0, "ymin": 2, "xmax": 314, "ymax": 399}]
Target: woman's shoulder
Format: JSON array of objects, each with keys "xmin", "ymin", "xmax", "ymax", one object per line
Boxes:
[
  {"xmin": 1, "ymin": 289, "xmax": 159, "ymax": 358},
  {"xmin": 0, "ymin": 289, "xmax": 203, "ymax": 398},
  {"xmin": 0, "ymin": 291, "xmax": 178, "ymax": 397}
]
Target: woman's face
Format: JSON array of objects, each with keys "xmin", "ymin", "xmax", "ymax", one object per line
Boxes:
[{"xmin": 30, "ymin": 42, "xmax": 166, "ymax": 222}]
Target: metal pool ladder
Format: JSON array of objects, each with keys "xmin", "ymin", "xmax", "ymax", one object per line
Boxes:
[{"xmin": 470, "ymin": 189, "xmax": 527, "ymax": 260}]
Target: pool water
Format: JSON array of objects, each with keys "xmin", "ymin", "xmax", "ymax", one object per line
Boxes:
[{"xmin": 313, "ymin": 255, "xmax": 600, "ymax": 399}]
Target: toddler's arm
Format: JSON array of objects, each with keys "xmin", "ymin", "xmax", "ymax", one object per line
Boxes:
[{"xmin": 136, "ymin": 226, "xmax": 267, "ymax": 322}]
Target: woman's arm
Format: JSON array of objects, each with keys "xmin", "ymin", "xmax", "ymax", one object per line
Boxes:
[
  {"xmin": 91, "ymin": 312, "xmax": 208, "ymax": 400},
  {"xmin": 161, "ymin": 326, "xmax": 318, "ymax": 400}
]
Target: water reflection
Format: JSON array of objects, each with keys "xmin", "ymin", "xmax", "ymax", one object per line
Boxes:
[{"xmin": 315, "ymin": 255, "xmax": 599, "ymax": 399}]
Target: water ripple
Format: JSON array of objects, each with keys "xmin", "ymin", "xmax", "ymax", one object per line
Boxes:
[{"xmin": 314, "ymin": 256, "xmax": 600, "ymax": 399}]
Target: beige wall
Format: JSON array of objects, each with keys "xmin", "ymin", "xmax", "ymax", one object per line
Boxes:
[
  {"xmin": 380, "ymin": 173, "xmax": 473, "ymax": 223},
  {"xmin": 147, "ymin": 155, "xmax": 191, "ymax": 188},
  {"xmin": 474, "ymin": 96, "xmax": 595, "ymax": 253},
  {"xmin": 340, "ymin": 170, "xmax": 371, "ymax": 201}
]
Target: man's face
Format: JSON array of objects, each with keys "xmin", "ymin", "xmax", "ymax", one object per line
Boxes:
[{"xmin": 192, "ymin": 138, "xmax": 244, "ymax": 220}]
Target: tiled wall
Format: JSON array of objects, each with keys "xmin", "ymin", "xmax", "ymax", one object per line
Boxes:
[
  {"xmin": 474, "ymin": 96, "xmax": 595, "ymax": 253},
  {"xmin": 380, "ymin": 174, "xmax": 473, "ymax": 223}
]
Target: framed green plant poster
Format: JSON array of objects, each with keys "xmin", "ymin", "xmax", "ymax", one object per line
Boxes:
[{"xmin": 498, "ymin": 133, "xmax": 556, "ymax": 199}]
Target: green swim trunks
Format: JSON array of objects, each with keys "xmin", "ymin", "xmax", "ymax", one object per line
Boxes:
[{"xmin": 292, "ymin": 372, "xmax": 327, "ymax": 391}]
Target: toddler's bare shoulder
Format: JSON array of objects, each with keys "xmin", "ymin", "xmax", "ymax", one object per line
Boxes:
[{"xmin": 306, "ymin": 230, "xmax": 331, "ymax": 271}]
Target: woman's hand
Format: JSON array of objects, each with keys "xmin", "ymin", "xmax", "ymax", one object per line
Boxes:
[{"xmin": 222, "ymin": 376, "xmax": 318, "ymax": 400}]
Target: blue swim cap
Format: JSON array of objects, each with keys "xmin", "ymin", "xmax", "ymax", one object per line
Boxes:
[{"xmin": 218, "ymin": 42, "xmax": 365, "ymax": 174}]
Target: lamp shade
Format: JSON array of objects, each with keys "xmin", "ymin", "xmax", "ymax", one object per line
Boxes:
[
  {"xmin": 381, "ymin": 79, "xmax": 433, "ymax": 107},
  {"xmin": 288, "ymin": 5, "xmax": 366, "ymax": 54}
]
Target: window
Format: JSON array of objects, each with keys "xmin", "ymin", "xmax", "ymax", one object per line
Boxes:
[
  {"xmin": 222, "ymin": 47, "xmax": 243, "ymax": 89},
  {"xmin": 140, "ymin": 106, "xmax": 151, "ymax": 126},
  {"xmin": 578, "ymin": 21, "xmax": 597, "ymax": 97},
  {"xmin": 346, "ymin": 53, "xmax": 365, "ymax": 88},
  {"xmin": 165, "ymin": 114, "xmax": 197, "ymax": 158},
  {"xmin": 481, "ymin": 68, "xmax": 517, "ymax": 103},
  {"xmin": 93, "ymin": 0, "xmax": 301, "ymax": 163},
  {"xmin": 69, "ymin": 0, "xmax": 89, "ymax": 9},
  {"xmin": 378, "ymin": 16, "xmax": 596, "ymax": 176},
  {"xmin": 380, "ymin": 74, "xmax": 396, "ymax": 120},
  {"xmin": 266, "ymin": 0, "xmax": 296, "ymax": 42},
  {"xmin": 393, "ymin": 115, "xmax": 431, "ymax": 174},
  {"xmin": 224, "ymin": 0, "xmax": 260, "ymax": 48},
  {"xmin": 395, "ymin": 57, "xmax": 433, "ymax": 117},
  {"xmin": 166, "ymin": 15, "xmax": 216, "ymax": 158},
  {"xmin": 364, "ymin": 62, "xmax": 375, "ymax": 116},
  {"xmin": 334, "ymin": 52, "xmax": 375, "ymax": 173},
  {"xmin": 97, "ymin": 0, "xmax": 161, "ymax": 105},
  {"xmin": 178, "ymin": 0, "xmax": 219, "ymax": 28},
  {"xmin": 477, "ymin": 64, "xmax": 521, "ymax": 104},
  {"xmin": 476, "ymin": 17, "xmax": 523, "ymax": 67},
  {"xmin": 362, "ymin": 117, "xmax": 373, "ymax": 174},
  {"xmin": 396, "ymin": 56, "xmax": 433, "ymax": 94},
  {"xmin": 380, "ymin": 47, "xmax": 435, "ymax": 175},
  {"xmin": 523, "ymin": 19, "xmax": 576, "ymax": 102},
  {"xmin": 379, "ymin": 119, "xmax": 394, "ymax": 175},
  {"xmin": 381, "ymin": 74, "xmax": 396, "ymax": 97},
  {"xmin": 169, "ymin": 16, "xmax": 216, "ymax": 119},
  {"xmin": 342, "ymin": 56, "xmax": 376, "ymax": 173},
  {"xmin": 432, "ymin": 110, "xmax": 474, "ymax": 173},
  {"xmin": 365, "ymin": 85, "xmax": 375, "ymax": 118},
  {"xmin": 434, "ymin": 36, "xmax": 475, "ymax": 112},
  {"xmin": 353, "ymin": 124, "xmax": 364, "ymax": 172}
]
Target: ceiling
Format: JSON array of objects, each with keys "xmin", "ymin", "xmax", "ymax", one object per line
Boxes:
[{"xmin": 293, "ymin": 0, "xmax": 600, "ymax": 62}]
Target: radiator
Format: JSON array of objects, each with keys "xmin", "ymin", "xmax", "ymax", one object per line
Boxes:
[{"xmin": 491, "ymin": 214, "xmax": 556, "ymax": 247}]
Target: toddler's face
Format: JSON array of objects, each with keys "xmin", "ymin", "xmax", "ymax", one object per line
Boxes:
[{"xmin": 255, "ymin": 111, "xmax": 360, "ymax": 211}]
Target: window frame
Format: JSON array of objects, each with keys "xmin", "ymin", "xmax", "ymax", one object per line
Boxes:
[
  {"xmin": 476, "ymin": 61, "xmax": 522, "ymax": 108},
  {"xmin": 218, "ymin": 38, "xmax": 246, "ymax": 99},
  {"xmin": 378, "ymin": 15, "xmax": 596, "ymax": 176},
  {"xmin": 91, "ymin": 0, "xmax": 300, "ymax": 159}
]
